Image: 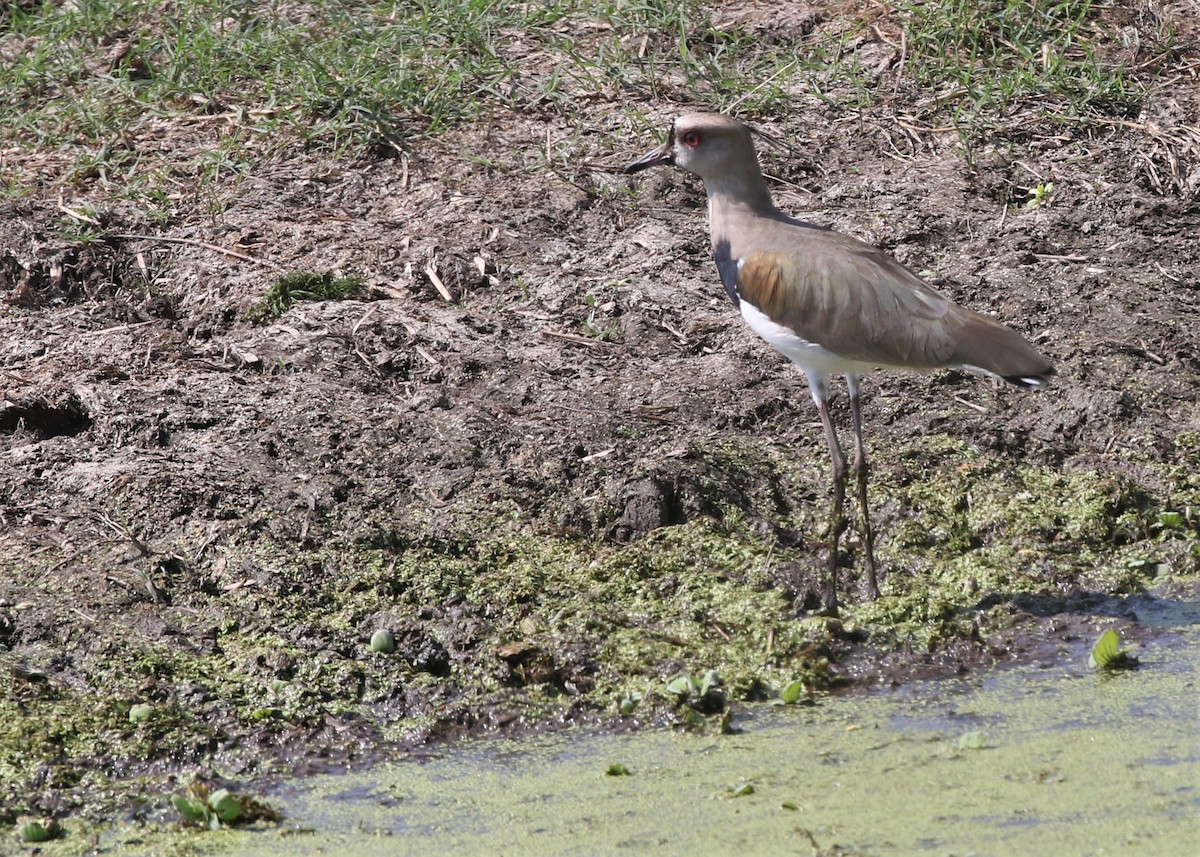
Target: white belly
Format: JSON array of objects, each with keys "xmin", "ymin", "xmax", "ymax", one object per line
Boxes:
[{"xmin": 739, "ymin": 299, "xmax": 876, "ymax": 378}]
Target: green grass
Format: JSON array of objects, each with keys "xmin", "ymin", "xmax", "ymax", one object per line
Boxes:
[
  {"xmin": 0, "ymin": 0, "xmax": 724, "ymax": 152},
  {"xmin": 1, "ymin": 0, "xmax": 1180, "ymax": 206},
  {"xmin": 896, "ymin": 0, "xmax": 1159, "ymax": 127},
  {"xmin": 246, "ymin": 270, "xmax": 365, "ymax": 323}
]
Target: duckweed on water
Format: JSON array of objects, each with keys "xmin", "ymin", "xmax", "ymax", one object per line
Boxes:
[
  {"xmin": 1, "ymin": 432, "xmax": 1195, "ymax": 825},
  {"xmin": 84, "ymin": 619, "xmax": 1197, "ymax": 856}
]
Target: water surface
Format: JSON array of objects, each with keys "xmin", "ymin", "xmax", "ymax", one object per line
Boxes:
[{"xmin": 202, "ymin": 607, "xmax": 1198, "ymax": 856}]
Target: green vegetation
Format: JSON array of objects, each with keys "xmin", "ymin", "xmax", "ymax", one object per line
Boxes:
[
  {"xmin": 1, "ymin": 0, "xmax": 1178, "ymax": 207},
  {"xmin": 580, "ymin": 287, "xmax": 622, "ymax": 341},
  {"xmin": 369, "ymin": 628, "xmax": 396, "ymax": 654},
  {"xmin": 5, "ymin": 432, "xmax": 1192, "ymax": 820},
  {"xmin": 2, "ymin": 0, "xmax": 1196, "ymax": 837},
  {"xmin": 666, "ymin": 668, "xmax": 725, "ymax": 727},
  {"xmin": 957, "ymin": 730, "xmax": 991, "ymax": 750},
  {"xmin": 897, "ymin": 0, "xmax": 1154, "ymax": 121},
  {"xmin": 246, "ymin": 270, "xmax": 365, "ymax": 322},
  {"xmin": 776, "ymin": 679, "xmax": 810, "ymax": 705},
  {"xmin": 1089, "ymin": 628, "xmax": 1140, "ymax": 671},
  {"xmin": 172, "ymin": 783, "xmax": 282, "ymax": 831},
  {"xmin": 16, "ymin": 816, "xmax": 60, "ymax": 843}
]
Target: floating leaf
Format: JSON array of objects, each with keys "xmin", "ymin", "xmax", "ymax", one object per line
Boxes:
[
  {"xmin": 666, "ymin": 675, "xmax": 698, "ymax": 697},
  {"xmin": 958, "ymin": 731, "xmax": 990, "ymax": 750},
  {"xmin": 781, "ymin": 801, "xmax": 799, "ymax": 811},
  {"xmin": 617, "ymin": 691, "xmax": 642, "ymax": 715},
  {"xmin": 605, "ymin": 763, "xmax": 631, "ymax": 777},
  {"xmin": 699, "ymin": 669, "xmax": 720, "ymax": 698},
  {"xmin": 1089, "ymin": 629, "xmax": 1140, "ymax": 671},
  {"xmin": 172, "ymin": 794, "xmax": 210, "ymax": 824},
  {"xmin": 208, "ymin": 789, "xmax": 243, "ymax": 823},
  {"xmin": 719, "ymin": 709, "xmax": 740, "ymax": 735},
  {"xmin": 731, "ymin": 783, "xmax": 755, "ymax": 797},
  {"xmin": 17, "ymin": 817, "xmax": 60, "ymax": 843},
  {"xmin": 1089, "ymin": 629, "xmax": 1120, "ymax": 669},
  {"xmin": 1158, "ymin": 511, "xmax": 1183, "ymax": 529},
  {"xmin": 780, "ymin": 680, "xmax": 805, "ymax": 705}
]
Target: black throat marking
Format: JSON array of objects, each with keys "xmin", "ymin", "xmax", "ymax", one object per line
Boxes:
[{"xmin": 713, "ymin": 239, "xmax": 740, "ymax": 307}]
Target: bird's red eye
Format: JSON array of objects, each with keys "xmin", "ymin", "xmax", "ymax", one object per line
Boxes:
[{"xmin": 680, "ymin": 130, "xmax": 702, "ymax": 148}]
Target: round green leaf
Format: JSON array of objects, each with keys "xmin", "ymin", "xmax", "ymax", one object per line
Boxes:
[
  {"xmin": 208, "ymin": 788, "xmax": 243, "ymax": 823},
  {"xmin": 370, "ymin": 629, "xmax": 396, "ymax": 654},
  {"xmin": 17, "ymin": 818, "xmax": 60, "ymax": 842},
  {"xmin": 666, "ymin": 675, "xmax": 697, "ymax": 697}
]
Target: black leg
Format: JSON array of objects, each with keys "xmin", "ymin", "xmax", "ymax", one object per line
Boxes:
[
  {"xmin": 812, "ymin": 378, "xmax": 847, "ymax": 616},
  {"xmin": 847, "ymin": 374, "xmax": 880, "ymax": 600}
]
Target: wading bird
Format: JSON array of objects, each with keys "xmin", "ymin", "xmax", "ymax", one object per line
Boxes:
[{"xmin": 625, "ymin": 113, "xmax": 1053, "ymax": 615}]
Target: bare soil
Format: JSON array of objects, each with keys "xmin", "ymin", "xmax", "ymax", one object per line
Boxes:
[{"xmin": 2, "ymin": 6, "xmax": 1199, "ymax": 823}]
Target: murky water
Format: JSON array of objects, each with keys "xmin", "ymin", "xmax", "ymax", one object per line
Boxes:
[{"xmin": 170, "ymin": 598, "xmax": 1197, "ymax": 857}]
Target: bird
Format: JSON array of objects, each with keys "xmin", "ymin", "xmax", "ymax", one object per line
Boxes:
[{"xmin": 625, "ymin": 113, "xmax": 1054, "ymax": 616}]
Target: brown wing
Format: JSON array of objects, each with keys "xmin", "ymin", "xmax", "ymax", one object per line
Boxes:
[{"xmin": 735, "ymin": 239, "xmax": 1052, "ymax": 379}]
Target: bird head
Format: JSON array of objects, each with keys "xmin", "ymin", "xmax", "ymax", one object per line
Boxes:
[{"xmin": 625, "ymin": 113, "xmax": 759, "ymax": 183}]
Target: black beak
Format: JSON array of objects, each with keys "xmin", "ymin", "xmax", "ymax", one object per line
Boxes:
[{"xmin": 624, "ymin": 139, "xmax": 675, "ymax": 174}]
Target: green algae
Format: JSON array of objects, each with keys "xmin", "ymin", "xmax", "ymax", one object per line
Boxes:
[
  {"xmin": 3, "ymin": 429, "xmax": 1196, "ymax": 825},
  {"xmin": 299, "ymin": 624, "xmax": 1192, "ymax": 854},
  {"xmin": 32, "ymin": 608, "xmax": 1193, "ymax": 857}
]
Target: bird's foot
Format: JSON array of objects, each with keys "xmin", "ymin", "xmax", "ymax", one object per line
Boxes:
[
  {"xmin": 821, "ymin": 547, "xmax": 841, "ymax": 617},
  {"xmin": 864, "ymin": 560, "xmax": 881, "ymax": 601}
]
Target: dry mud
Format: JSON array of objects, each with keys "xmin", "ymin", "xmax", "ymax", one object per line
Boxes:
[{"xmin": 2, "ymin": 4, "xmax": 1199, "ymax": 822}]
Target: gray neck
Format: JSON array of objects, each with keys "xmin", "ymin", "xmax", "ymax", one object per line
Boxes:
[
  {"xmin": 705, "ymin": 170, "xmax": 776, "ymax": 257},
  {"xmin": 704, "ymin": 170, "xmax": 775, "ymax": 217}
]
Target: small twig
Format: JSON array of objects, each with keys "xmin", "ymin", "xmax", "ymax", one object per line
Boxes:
[
  {"xmin": 113, "ymin": 233, "xmax": 282, "ymax": 268},
  {"xmin": 1136, "ymin": 341, "xmax": 1166, "ymax": 365},
  {"xmin": 97, "ymin": 513, "xmax": 154, "ymax": 557},
  {"xmin": 1032, "ymin": 253, "xmax": 1088, "ymax": 263},
  {"xmin": 1154, "ymin": 262, "xmax": 1181, "ymax": 283},
  {"xmin": 580, "ymin": 447, "xmax": 615, "ymax": 463},
  {"xmin": 660, "ymin": 320, "xmax": 689, "ymax": 343},
  {"xmin": 727, "ymin": 60, "xmax": 798, "ymax": 116},
  {"xmin": 414, "ymin": 345, "xmax": 441, "ymax": 366},
  {"xmin": 423, "ymin": 262, "xmax": 453, "ymax": 301},
  {"xmin": 952, "ymin": 395, "xmax": 989, "ymax": 414},
  {"xmin": 58, "ymin": 201, "xmax": 101, "ymax": 225},
  {"xmin": 1012, "ymin": 160, "xmax": 1043, "ymax": 180},
  {"xmin": 895, "ymin": 120, "xmax": 959, "ymax": 135},
  {"xmin": 540, "ymin": 329, "xmax": 607, "ymax": 348},
  {"xmin": 353, "ymin": 348, "xmax": 382, "ymax": 375},
  {"xmin": 351, "ymin": 305, "xmax": 377, "ymax": 335},
  {"xmin": 1107, "ymin": 340, "xmax": 1166, "ymax": 365},
  {"xmin": 80, "ymin": 320, "xmax": 155, "ymax": 337}
]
